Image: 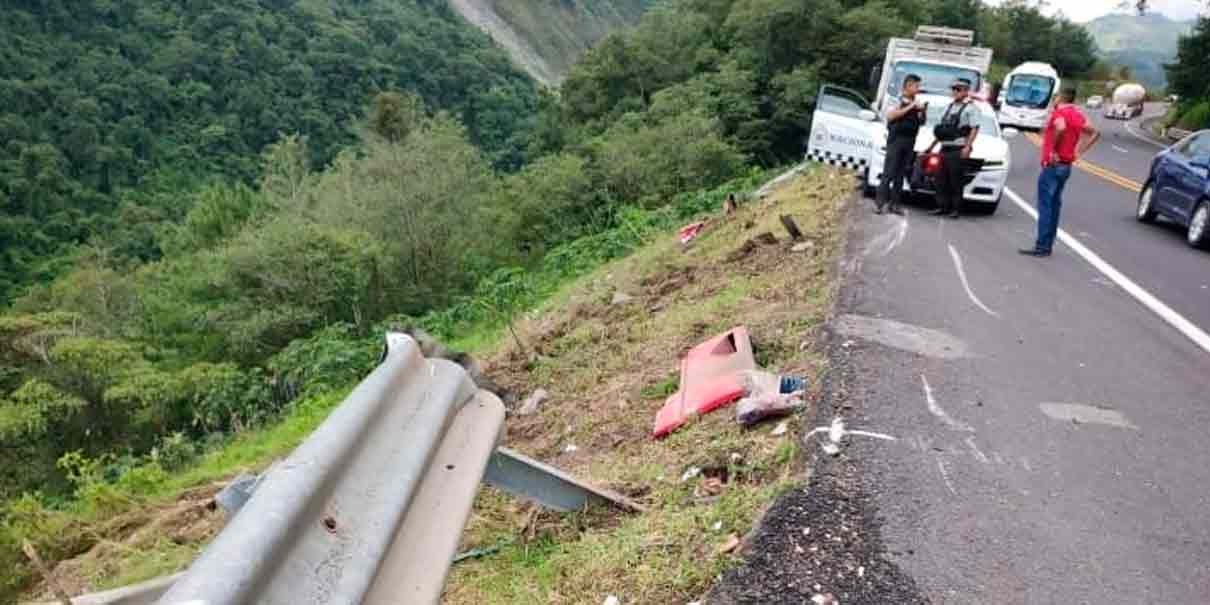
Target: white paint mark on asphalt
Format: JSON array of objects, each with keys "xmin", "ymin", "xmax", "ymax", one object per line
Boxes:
[
  {"xmin": 948, "ymin": 244, "xmax": 1001, "ymax": 318},
  {"xmin": 1004, "ymin": 188, "xmax": 1210, "ymax": 356},
  {"xmin": 993, "ymin": 452, "xmax": 1005, "ymax": 465},
  {"xmin": 921, "ymin": 375, "xmax": 975, "ymax": 432},
  {"xmin": 834, "ymin": 314, "xmax": 972, "ymax": 359},
  {"xmin": 1123, "ymin": 120, "xmax": 1167, "ymax": 149},
  {"xmin": 1112, "ymin": 145, "xmax": 1130, "ymax": 154},
  {"xmin": 1039, "ymin": 402, "xmax": 1139, "ymax": 430},
  {"xmin": 1021, "ymin": 457, "xmax": 1033, "ymax": 472},
  {"xmin": 805, "ymin": 417, "xmax": 897, "ymax": 456},
  {"xmin": 936, "ymin": 456, "xmax": 958, "ymax": 495},
  {"xmin": 964, "ymin": 436, "xmax": 990, "ymax": 464},
  {"xmin": 883, "ymin": 215, "xmax": 909, "ymax": 257}
]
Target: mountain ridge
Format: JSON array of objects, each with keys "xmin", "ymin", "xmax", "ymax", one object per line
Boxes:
[{"xmin": 1083, "ymin": 12, "xmax": 1195, "ymax": 88}]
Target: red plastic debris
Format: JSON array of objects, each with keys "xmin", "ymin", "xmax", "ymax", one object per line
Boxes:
[
  {"xmin": 679, "ymin": 222, "xmax": 706, "ymax": 244},
  {"xmin": 653, "ymin": 327, "xmax": 756, "ymax": 438}
]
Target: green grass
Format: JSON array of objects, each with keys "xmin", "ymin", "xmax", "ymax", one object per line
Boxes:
[{"xmin": 444, "ymin": 166, "xmax": 851, "ymax": 604}]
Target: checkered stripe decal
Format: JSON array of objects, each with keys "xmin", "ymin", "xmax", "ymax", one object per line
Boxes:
[{"xmin": 806, "ymin": 148, "xmax": 869, "ymax": 171}]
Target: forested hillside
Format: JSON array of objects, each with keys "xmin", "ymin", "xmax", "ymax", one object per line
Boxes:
[
  {"xmin": 0, "ymin": 0, "xmax": 542, "ymax": 305},
  {"xmin": 449, "ymin": 0, "xmax": 650, "ymax": 85},
  {"xmin": 0, "ymin": 0, "xmax": 1108, "ymax": 598},
  {"xmin": 1085, "ymin": 13, "xmax": 1194, "ymax": 88}
]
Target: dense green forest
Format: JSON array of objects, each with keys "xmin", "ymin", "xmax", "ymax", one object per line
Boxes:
[
  {"xmin": 0, "ymin": 0, "xmax": 1109, "ymax": 597},
  {"xmin": 0, "ymin": 0, "xmax": 543, "ymax": 305},
  {"xmin": 1167, "ymin": 15, "xmax": 1210, "ymax": 129}
]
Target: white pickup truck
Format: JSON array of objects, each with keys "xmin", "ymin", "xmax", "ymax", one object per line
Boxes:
[{"xmin": 806, "ymin": 26, "xmax": 1017, "ymax": 214}]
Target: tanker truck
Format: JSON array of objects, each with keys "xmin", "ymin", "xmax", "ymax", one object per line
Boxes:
[{"xmin": 1105, "ymin": 83, "xmax": 1145, "ymax": 120}]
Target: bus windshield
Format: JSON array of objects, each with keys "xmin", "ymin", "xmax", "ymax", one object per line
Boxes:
[
  {"xmin": 888, "ymin": 61, "xmax": 982, "ymax": 97},
  {"xmin": 1004, "ymin": 74, "xmax": 1056, "ymax": 109}
]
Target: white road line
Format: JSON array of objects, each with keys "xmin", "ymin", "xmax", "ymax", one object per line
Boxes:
[
  {"xmin": 936, "ymin": 456, "xmax": 958, "ymax": 495},
  {"xmin": 1004, "ymin": 187, "xmax": 1210, "ymax": 355},
  {"xmin": 883, "ymin": 214, "xmax": 909, "ymax": 256},
  {"xmin": 964, "ymin": 436, "xmax": 990, "ymax": 464},
  {"xmin": 1123, "ymin": 120, "xmax": 1167, "ymax": 150},
  {"xmin": 921, "ymin": 375, "xmax": 975, "ymax": 432},
  {"xmin": 948, "ymin": 244, "xmax": 1001, "ymax": 318},
  {"xmin": 1112, "ymin": 145, "xmax": 1130, "ymax": 154}
]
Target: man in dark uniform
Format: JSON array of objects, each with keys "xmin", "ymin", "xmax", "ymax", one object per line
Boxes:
[
  {"xmin": 876, "ymin": 73, "xmax": 927, "ymax": 215},
  {"xmin": 930, "ymin": 77, "xmax": 980, "ymax": 219}
]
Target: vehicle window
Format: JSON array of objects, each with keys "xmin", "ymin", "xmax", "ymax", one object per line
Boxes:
[
  {"xmin": 923, "ymin": 102, "xmax": 1001, "ymax": 137},
  {"xmin": 889, "ymin": 61, "xmax": 981, "ymax": 97},
  {"xmin": 1186, "ymin": 133, "xmax": 1210, "ymax": 158},
  {"xmin": 1004, "ymin": 75, "xmax": 1055, "ymax": 109},
  {"xmin": 818, "ymin": 86, "xmax": 869, "ymax": 119},
  {"xmin": 1174, "ymin": 133, "xmax": 1208, "ymax": 156}
]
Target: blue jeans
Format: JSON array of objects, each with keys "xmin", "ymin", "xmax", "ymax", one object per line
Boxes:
[{"xmin": 1035, "ymin": 164, "xmax": 1072, "ymax": 253}]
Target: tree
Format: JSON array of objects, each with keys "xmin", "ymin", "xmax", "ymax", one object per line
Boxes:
[{"xmin": 1167, "ymin": 16, "xmax": 1210, "ymax": 102}]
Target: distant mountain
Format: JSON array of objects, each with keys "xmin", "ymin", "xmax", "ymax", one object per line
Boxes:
[{"xmin": 1084, "ymin": 13, "xmax": 1195, "ymax": 88}]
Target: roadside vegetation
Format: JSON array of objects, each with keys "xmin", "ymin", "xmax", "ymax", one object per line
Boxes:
[
  {"xmin": 0, "ymin": 0, "xmax": 1123, "ymax": 600},
  {"xmin": 1164, "ymin": 15, "xmax": 1210, "ymax": 130}
]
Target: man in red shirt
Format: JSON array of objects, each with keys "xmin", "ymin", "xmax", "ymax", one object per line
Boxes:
[{"xmin": 1020, "ymin": 86, "xmax": 1101, "ymax": 257}]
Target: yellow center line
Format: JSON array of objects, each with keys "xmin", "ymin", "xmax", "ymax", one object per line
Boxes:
[{"xmin": 1023, "ymin": 132, "xmax": 1142, "ymax": 193}]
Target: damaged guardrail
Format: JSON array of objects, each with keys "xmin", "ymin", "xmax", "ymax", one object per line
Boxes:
[{"xmin": 147, "ymin": 332, "xmax": 637, "ymax": 605}]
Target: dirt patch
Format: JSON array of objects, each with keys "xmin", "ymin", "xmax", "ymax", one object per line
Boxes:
[
  {"xmin": 28, "ymin": 483, "xmax": 228, "ymax": 600},
  {"xmin": 640, "ymin": 265, "xmax": 697, "ymax": 298}
]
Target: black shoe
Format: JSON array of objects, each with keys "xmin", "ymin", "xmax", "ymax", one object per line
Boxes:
[
  {"xmin": 888, "ymin": 206, "xmax": 904, "ymax": 216},
  {"xmin": 1018, "ymin": 248, "xmax": 1051, "ymax": 257},
  {"xmin": 947, "ymin": 211, "xmax": 960, "ymax": 219},
  {"xmin": 928, "ymin": 208, "xmax": 947, "ymax": 216},
  {"xmin": 874, "ymin": 205, "xmax": 885, "ymax": 215}
]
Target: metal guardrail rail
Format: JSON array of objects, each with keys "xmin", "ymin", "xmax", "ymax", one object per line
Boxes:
[{"xmin": 96, "ymin": 332, "xmax": 642, "ymax": 605}]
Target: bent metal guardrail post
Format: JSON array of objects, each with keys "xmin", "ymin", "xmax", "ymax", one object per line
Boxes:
[{"xmin": 142, "ymin": 332, "xmax": 637, "ymax": 605}]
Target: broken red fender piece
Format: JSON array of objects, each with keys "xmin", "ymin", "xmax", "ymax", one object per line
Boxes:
[
  {"xmin": 653, "ymin": 327, "xmax": 756, "ymax": 438},
  {"xmin": 679, "ymin": 222, "xmax": 705, "ymax": 244}
]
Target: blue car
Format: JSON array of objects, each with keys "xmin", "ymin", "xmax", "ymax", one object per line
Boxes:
[{"xmin": 1137, "ymin": 129, "xmax": 1210, "ymax": 249}]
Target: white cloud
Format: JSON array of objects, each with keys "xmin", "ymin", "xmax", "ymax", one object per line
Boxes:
[{"xmin": 982, "ymin": 0, "xmax": 1204, "ymax": 23}]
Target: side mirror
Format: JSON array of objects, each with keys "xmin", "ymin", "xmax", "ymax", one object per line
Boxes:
[
  {"xmin": 1002, "ymin": 127, "xmax": 1020, "ymax": 140},
  {"xmin": 858, "ymin": 109, "xmax": 878, "ymax": 122}
]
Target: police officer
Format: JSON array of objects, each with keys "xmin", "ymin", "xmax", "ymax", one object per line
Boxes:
[
  {"xmin": 876, "ymin": 74, "xmax": 927, "ymax": 215},
  {"xmin": 930, "ymin": 77, "xmax": 980, "ymax": 219}
]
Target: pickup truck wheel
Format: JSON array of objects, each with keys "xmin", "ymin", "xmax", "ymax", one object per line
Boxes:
[
  {"xmin": 1188, "ymin": 201, "xmax": 1210, "ymax": 249},
  {"xmin": 1137, "ymin": 182, "xmax": 1158, "ymax": 223}
]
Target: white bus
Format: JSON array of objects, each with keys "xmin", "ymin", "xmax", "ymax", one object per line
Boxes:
[{"xmin": 998, "ymin": 62, "xmax": 1060, "ymax": 130}]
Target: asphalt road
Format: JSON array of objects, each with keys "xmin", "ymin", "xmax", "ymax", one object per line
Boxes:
[{"xmin": 831, "ymin": 105, "xmax": 1210, "ymax": 603}]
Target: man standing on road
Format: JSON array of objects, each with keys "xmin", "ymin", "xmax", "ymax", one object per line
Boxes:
[
  {"xmin": 930, "ymin": 78, "xmax": 979, "ymax": 219},
  {"xmin": 1019, "ymin": 86, "xmax": 1101, "ymax": 258},
  {"xmin": 876, "ymin": 74, "xmax": 927, "ymax": 215}
]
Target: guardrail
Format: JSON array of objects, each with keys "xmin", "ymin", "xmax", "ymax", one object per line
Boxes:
[{"xmin": 31, "ymin": 332, "xmax": 635, "ymax": 605}]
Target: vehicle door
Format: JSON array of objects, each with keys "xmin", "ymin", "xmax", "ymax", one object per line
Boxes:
[
  {"xmin": 1163, "ymin": 133, "xmax": 1209, "ymax": 221},
  {"xmin": 1153, "ymin": 134, "xmax": 1195, "ymax": 213},
  {"xmin": 1173, "ymin": 133, "xmax": 1210, "ymax": 221},
  {"xmin": 806, "ymin": 85, "xmax": 878, "ymax": 174}
]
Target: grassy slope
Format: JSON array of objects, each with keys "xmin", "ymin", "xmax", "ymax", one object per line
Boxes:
[
  {"xmin": 19, "ymin": 167, "xmax": 852, "ymax": 602},
  {"xmin": 444, "ymin": 168, "xmax": 852, "ymax": 603}
]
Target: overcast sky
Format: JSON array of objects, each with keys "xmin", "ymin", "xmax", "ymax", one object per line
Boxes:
[{"xmin": 983, "ymin": 0, "xmax": 1205, "ymax": 23}]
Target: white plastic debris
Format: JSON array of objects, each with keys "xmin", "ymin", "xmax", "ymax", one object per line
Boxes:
[
  {"xmin": 771, "ymin": 421, "xmax": 789, "ymax": 436},
  {"xmin": 603, "ymin": 596, "xmax": 620, "ymax": 605},
  {"xmin": 518, "ymin": 388, "xmax": 548, "ymax": 415},
  {"xmin": 563, "ymin": 444, "xmax": 579, "ymax": 454},
  {"xmin": 681, "ymin": 467, "xmax": 702, "ymax": 482},
  {"xmin": 712, "ymin": 521, "xmax": 723, "ymax": 531}
]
